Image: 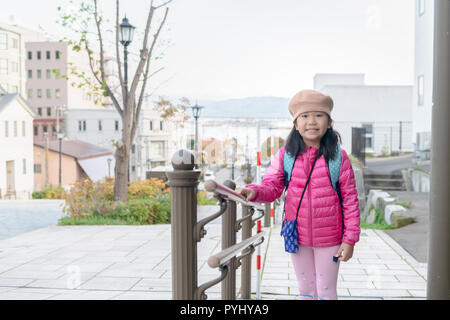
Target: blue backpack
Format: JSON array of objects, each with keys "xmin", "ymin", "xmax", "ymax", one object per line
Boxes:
[
  {"xmin": 283, "ymin": 144, "xmax": 342, "ymax": 196},
  {"xmin": 280, "ymin": 145, "xmax": 343, "ymax": 253}
]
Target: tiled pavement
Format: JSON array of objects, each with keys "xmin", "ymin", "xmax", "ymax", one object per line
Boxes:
[{"xmin": 0, "ymin": 219, "xmax": 427, "ymax": 300}]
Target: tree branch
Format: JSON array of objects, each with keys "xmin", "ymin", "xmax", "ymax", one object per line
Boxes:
[
  {"xmin": 92, "ymin": 0, "xmax": 123, "ymax": 117},
  {"xmin": 127, "ymin": 3, "xmax": 156, "ymax": 113},
  {"xmin": 130, "ymin": 7, "xmax": 170, "ymax": 141},
  {"xmin": 84, "ymin": 41, "xmax": 123, "ymax": 117},
  {"xmin": 154, "ymin": 0, "xmax": 174, "ymax": 9},
  {"xmin": 115, "ymin": 0, "xmax": 126, "ymax": 106}
]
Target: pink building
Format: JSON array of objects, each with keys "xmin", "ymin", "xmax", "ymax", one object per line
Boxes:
[
  {"xmin": 33, "ymin": 139, "xmax": 113, "ymax": 191},
  {"xmin": 25, "ymin": 41, "xmax": 105, "ymax": 143}
]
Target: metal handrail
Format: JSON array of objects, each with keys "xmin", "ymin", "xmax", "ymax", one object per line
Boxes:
[
  {"xmin": 207, "ymin": 232, "xmax": 265, "ymax": 268},
  {"xmin": 204, "ymin": 180, "xmax": 266, "ymax": 211}
]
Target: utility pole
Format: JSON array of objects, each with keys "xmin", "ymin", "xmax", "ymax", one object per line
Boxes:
[
  {"xmin": 44, "ymin": 132, "xmax": 49, "ymax": 187},
  {"xmin": 427, "ymin": 0, "xmax": 450, "ymax": 300},
  {"xmin": 56, "ymin": 106, "xmax": 64, "ymax": 186}
]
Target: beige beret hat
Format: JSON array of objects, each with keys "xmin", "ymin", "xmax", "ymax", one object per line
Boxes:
[{"xmin": 288, "ymin": 89, "xmax": 334, "ymax": 123}]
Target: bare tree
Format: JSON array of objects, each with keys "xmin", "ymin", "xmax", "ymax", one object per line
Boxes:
[{"xmin": 57, "ymin": 0, "xmax": 182, "ymax": 201}]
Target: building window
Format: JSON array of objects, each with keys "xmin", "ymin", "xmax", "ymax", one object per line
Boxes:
[
  {"xmin": 37, "ymin": 69, "xmax": 42, "ymax": 79},
  {"xmin": 37, "ymin": 89, "xmax": 42, "ymax": 98},
  {"xmin": 132, "ymin": 144, "xmax": 135, "ymax": 154},
  {"xmin": 0, "ymin": 33, "xmax": 7, "ymax": 50},
  {"xmin": 46, "ymin": 89, "xmax": 51, "ymax": 99},
  {"xmin": 37, "ymin": 51, "xmax": 41, "ymax": 60},
  {"xmin": 28, "ymin": 89, "xmax": 32, "ymax": 99},
  {"xmin": 150, "ymin": 141, "xmax": 165, "ymax": 158},
  {"xmin": 37, "ymin": 108, "xmax": 42, "ymax": 116},
  {"xmin": 34, "ymin": 126, "xmax": 38, "ymax": 136},
  {"xmin": 4, "ymin": 121, "xmax": 8, "ymax": 137},
  {"xmin": 43, "ymin": 126, "xmax": 47, "ymax": 134},
  {"xmin": 52, "ymin": 126, "xmax": 56, "ymax": 135},
  {"xmin": 11, "ymin": 62, "xmax": 18, "ymax": 73},
  {"xmin": 98, "ymin": 120, "xmax": 102, "ymax": 131},
  {"xmin": 46, "ymin": 69, "xmax": 51, "ymax": 79},
  {"xmin": 160, "ymin": 121, "xmax": 163, "ymax": 131},
  {"xmin": 0, "ymin": 59, "xmax": 7, "ymax": 74},
  {"xmin": 78, "ymin": 120, "xmax": 87, "ymax": 132},
  {"xmin": 22, "ymin": 121, "xmax": 25, "ymax": 137},
  {"xmin": 149, "ymin": 120, "xmax": 153, "ymax": 131},
  {"xmin": 55, "ymin": 89, "xmax": 61, "ymax": 98},
  {"xmin": 28, "ymin": 69, "xmax": 32, "ymax": 79},
  {"xmin": 362, "ymin": 123, "xmax": 373, "ymax": 150},
  {"xmin": 34, "ymin": 164, "xmax": 42, "ymax": 174},
  {"xmin": 23, "ymin": 159, "xmax": 26, "ymax": 175},
  {"xmin": 28, "ymin": 51, "xmax": 32, "ymax": 60},
  {"xmin": 47, "ymin": 107, "xmax": 51, "ymax": 116},
  {"xmin": 418, "ymin": 0, "xmax": 425, "ymax": 16},
  {"xmin": 46, "ymin": 51, "xmax": 51, "ymax": 59},
  {"xmin": 14, "ymin": 121, "xmax": 17, "ymax": 137},
  {"xmin": 11, "ymin": 38, "xmax": 18, "ymax": 49},
  {"xmin": 418, "ymin": 75, "xmax": 424, "ymax": 106},
  {"xmin": 56, "ymin": 50, "xmax": 60, "ymax": 59},
  {"xmin": 115, "ymin": 120, "xmax": 119, "ymax": 131}
]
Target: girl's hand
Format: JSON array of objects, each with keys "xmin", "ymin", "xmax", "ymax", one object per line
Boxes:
[
  {"xmin": 239, "ymin": 188, "xmax": 256, "ymax": 201},
  {"xmin": 335, "ymin": 243, "xmax": 354, "ymax": 262}
]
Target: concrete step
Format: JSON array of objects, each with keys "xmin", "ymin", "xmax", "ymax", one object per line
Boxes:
[{"xmin": 363, "ymin": 173, "xmax": 404, "ymax": 179}]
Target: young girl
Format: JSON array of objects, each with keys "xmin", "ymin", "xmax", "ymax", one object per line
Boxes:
[{"xmin": 240, "ymin": 89, "xmax": 360, "ymax": 300}]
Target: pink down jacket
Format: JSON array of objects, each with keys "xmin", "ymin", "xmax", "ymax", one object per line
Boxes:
[{"xmin": 246, "ymin": 145, "xmax": 360, "ymax": 247}]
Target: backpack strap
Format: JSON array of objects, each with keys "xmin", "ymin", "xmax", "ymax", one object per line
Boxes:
[
  {"xmin": 283, "ymin": 149, "xmax": 296, "ymax": 190},
  {"xmin": 284, "ymin": 145, "xmax": 342, "ymax": 191},
  {"xmin": 328, "ymin": 144, "xmax": 341, "ymax": 191}
]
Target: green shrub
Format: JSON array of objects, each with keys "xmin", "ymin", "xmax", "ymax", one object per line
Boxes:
[
  {"xmin": 59, "ymin": 177, "xmax": 171, "ymax": 225},
  {"xmin": 32, "ymin": 185, "xmax": 66, "ymax": 199},
  {"xmin": 32, "ymin": 190, "xmax": 46, "ymax": 199},
  {"xmin": 197, "ymin": 191, "xmax": 218, "ymax": 205}
]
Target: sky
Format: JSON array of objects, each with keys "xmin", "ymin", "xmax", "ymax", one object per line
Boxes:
[{"xmin": 1, "ymin": 0, "xmax": 415, "ymax": 101}]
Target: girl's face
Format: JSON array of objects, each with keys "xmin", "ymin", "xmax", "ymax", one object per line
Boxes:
[{"xmin": 295, "ymin": 111, "xmax": 332, "ymax": 147}]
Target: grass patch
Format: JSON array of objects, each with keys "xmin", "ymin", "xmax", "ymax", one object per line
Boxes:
[
  {"xmin": 394, "ymin": 201, "xmax": 412, "ymax": 209},
  {"xmin": 360, "ymin": 206, "xmax": 395, "ymax": 230},
  {"xmin": 58, "ymin": 215, "xmax": 142, "ymax": 225}
]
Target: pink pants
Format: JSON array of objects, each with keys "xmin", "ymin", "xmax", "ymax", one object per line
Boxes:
[{"xmin": 290, "ymin": 244, "xmax": 341, "ymax": 300}]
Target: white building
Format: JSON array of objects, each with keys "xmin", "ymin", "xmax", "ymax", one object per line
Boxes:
[
  {"xmin": 136, "ymin": 103, "xmax": 192, "ymax": 180},
  {"xmin": 0, "ymin": 22, "xmax": 45, "ymax": 96},
  {"xmin": 63, "ymin": 107, "xmax": 122, "ymax": 152},
  {"xmin": 0, "ymin": 85, "xmax": 35, "ymax": 199},
  {"xmin": 315, "ymin": 73, "xmax": 413, "ymax": 156},
  {"xmin": 412, "ymin": 0, "xmax": 433, "ymax": 160}
]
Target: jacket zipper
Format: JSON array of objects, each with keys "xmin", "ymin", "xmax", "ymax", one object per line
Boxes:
[{"xmin": 305, "ymin": 147, "xmax": 313, "ymax": 246}]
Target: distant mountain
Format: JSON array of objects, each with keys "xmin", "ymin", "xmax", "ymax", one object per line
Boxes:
[{"xmin": 196, "ymin": 96, "xmax": 291, "ymax": 119}]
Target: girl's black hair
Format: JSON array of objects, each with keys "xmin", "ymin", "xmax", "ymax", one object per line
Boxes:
[{"xmin": 285, "ymin": 115, "xmax": 342, "ymax": 163}]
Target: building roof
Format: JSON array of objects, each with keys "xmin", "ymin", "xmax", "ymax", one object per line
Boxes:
[
  {"xmin": 0, "ymin": 92, "xmax": 36, "ymax": 117},
  {"xmin": 34, "ymin": 139, "xmax": 112, "ymax": 160},
  {"xmin": 0, "ymin": 93, "xmax": 18, "ymax": 112}
]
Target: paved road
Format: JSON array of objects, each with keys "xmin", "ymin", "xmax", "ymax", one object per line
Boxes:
[
  {"xmin": 383, "ymin": 192, "xmax": 429, "ymax": 263},
  {"xmin": 0, "ymin": 200, "xmax": 66, "ymax": 241},
  {"xmin": 364, "ymin": 154, "xmax": 415, "ymax": 174}
]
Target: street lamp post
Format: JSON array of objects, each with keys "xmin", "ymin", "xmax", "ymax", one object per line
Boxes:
[
  {"xmin": 190, "ymin": 104, "xmax": 204, "ymax": 169},
  {"xmin": 119, "ymin": 16, "xmax": 136, "ymax": 183},
  {"xmin": 231, "ymin": 137, "xmax": 236, "ymax": 180},
  {"xmin": 55, "ymin": 106, "xmax": 65, "ymax": 186},
  {"xmin": 190, "ymin": 104, "xmax": 204, "ymax": 153}
]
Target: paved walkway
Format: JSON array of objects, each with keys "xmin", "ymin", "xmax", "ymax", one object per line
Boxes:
[{"xmin": 0, "ymin": 217, "xmax": 427, "ymax": 300}]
